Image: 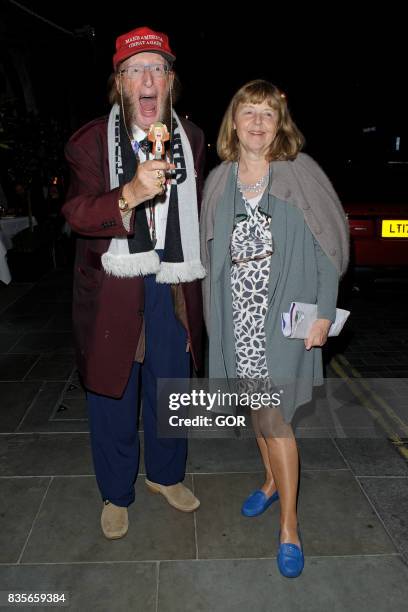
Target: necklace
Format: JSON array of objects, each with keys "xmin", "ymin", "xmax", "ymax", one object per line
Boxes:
[{"xmin": 237, "ymin": 172, "xmax": 268, "ymax": 195}]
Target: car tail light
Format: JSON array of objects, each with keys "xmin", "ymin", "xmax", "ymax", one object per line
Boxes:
[{"xmin": 348, "ymin": 218, "xmax": 375, "ymax": 238}]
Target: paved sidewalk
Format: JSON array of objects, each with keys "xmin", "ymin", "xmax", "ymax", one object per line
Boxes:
[{"xmin": 0, "ymin": 270, "xmax": 407, "ymax": 611}]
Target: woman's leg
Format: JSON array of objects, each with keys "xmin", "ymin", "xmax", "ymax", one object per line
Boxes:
[
  {"xmin": 264, "ymin": 422, "xmax": 300, "ymax": 546},
  {"xmin": 251, "ymin": 411, "xmax": 277, "ymax": 496}
]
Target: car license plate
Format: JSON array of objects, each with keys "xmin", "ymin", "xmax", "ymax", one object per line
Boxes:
[{"xmin": 381, "ymin": 220, "xmax": 408, "ymax": 237}]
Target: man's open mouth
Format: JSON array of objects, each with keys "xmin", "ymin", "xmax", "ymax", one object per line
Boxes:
[{"xmin": 139, "ymin": 95, "xmax": 158, "ymax": 115}]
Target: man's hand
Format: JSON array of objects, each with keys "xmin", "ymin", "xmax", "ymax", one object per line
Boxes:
[
  {"xmin": 122, "ymin": 160, "xmax": 175, "ymax": 208},
  {"xmin": 304, "ymin": 318, "xmax": 332, "ymax": 350}
]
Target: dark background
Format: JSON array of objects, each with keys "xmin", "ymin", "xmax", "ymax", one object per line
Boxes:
[{"xmin": 1, "ymin": 1, "xmax": 407, "ymax": 175}]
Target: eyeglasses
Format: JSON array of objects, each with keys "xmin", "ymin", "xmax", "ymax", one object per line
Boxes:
[{"xmin": 118, "ymin": 63, "xmax": 170, "ymax": 79}]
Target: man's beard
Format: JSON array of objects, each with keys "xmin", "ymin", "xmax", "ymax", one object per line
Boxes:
[{"xmin": 122, "ymin": 91, "xmax": 173, "ymax": 138}]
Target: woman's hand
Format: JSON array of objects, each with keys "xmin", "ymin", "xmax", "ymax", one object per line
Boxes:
[{"xmin": 304, "ymin": 318, "xmax": 332, "ymax": 350}]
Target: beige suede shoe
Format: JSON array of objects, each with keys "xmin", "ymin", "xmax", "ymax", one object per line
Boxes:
[
  {"xmin": 101, "ymin": 501, "xmax": 128, "ymax": 539},
  {"xmin": 145, "ymin": 479, "xmax": 200, "ymax": 512}
]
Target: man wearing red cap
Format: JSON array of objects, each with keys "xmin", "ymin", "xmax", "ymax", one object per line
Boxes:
[{"xmin": 62, "ymin": 27, "xmax": 205, "ymax": 539}]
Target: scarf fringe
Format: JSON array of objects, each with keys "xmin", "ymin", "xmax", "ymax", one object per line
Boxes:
[
  {"xmin": 155, "ymin": 261, "xmax": 206, "ymax": 284},
  {"xmin": 101, "ymin": 250, "xmax": 160, "ymax": 277}
]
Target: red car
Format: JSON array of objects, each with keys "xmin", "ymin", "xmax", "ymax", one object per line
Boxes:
[
  {"xmin": 333, "ymin": 158, "xmax": 408, "ymax": 276},
  {"xmin": 346, "ymin": 202, "xmax": 408, "ymax": 269}
]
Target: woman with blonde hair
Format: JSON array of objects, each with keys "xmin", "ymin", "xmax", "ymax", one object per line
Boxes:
[{"xmin": 201, "ymin": 80, "xmax": 349, "ymax": 578}]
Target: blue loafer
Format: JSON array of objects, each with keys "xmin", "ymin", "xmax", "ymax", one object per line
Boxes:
[
  {"xmin": 241, "ymin": 489, "xmax": 279, "ymax": 517},
  {"xmin": 277, "ymin": 528, "xmax": 304, "ymax": 578}
]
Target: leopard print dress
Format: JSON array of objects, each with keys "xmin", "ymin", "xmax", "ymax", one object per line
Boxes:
[{"xmin": 230, "ymin": 193, "xmax": 273, "ymax": 379}]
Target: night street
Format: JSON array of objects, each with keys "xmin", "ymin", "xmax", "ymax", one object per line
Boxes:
[
  {"xmin": 0, "ymin": 268, "xmax": 407, "ymax": 610},
  {"xmin": 1, "ymin": 2, "xmax": 408, "ymax": 609}
]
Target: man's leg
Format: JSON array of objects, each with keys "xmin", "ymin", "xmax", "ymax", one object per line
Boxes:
[
  {"xmin": 142, "ymin": 272, "xmax": 189, "ymax": 483},
  {"xmin": 141, "ymin": 272, "xmax": 199, "ymax": 510},
  {"xmin": 87, "ymin": 361, "xmax": 141, "ymax": 507}
]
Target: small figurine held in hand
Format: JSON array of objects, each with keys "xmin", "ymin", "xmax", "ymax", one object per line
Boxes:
[{"xmin": 148, "ymin": 122, "xmax": 170, "ymax": 159}]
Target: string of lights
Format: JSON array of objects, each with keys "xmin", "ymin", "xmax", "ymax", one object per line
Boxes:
[{"xmin": 7, "ymin": 0, "xmax": 93, "ymax": 38}]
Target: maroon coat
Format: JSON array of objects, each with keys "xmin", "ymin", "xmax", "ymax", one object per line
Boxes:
[{"xmin": 62, "ymin": 116, "xmax": 205, "ymax": 397}]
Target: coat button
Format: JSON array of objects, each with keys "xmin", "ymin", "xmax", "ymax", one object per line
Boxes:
[
  {"xmin": 137, "ymin": 309, "xmax": 144, "ymax": 316},
  {"xmin": 314, "ymin": 227, "xmax": 322, "ymax": 234},
  {"xmin": 302, "ymin": 203, "xmax": 310, "ymax": 210},
  {"xmin": 330, "ymin": 248, "xmax": 337, "ymax": 256}
]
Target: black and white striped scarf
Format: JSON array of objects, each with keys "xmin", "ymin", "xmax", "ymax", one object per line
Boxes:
[{"xmin": 102, "ymin": 103, "xmax": 205, "ymax": 283}]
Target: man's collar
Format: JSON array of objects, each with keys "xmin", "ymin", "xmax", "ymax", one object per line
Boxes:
[{"xmin": 132, "ymin": 125, "xmax": 147, "ymax": 141}]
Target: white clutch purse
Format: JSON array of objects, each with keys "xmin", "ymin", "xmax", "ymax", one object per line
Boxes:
[{"xmin": 281, "ymin": 302, "xmax": 350, "ymax": 339}]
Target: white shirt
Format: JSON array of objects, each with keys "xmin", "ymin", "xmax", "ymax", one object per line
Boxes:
[
  {"xmin": 133, "ymin": 126, "xmax": 170, "ymax": 250},
  {"xmin": 244, "ymin": 191, "xmax": 263, "ymax": 212}
]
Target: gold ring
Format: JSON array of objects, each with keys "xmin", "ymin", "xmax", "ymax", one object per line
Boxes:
[{"xmin": 156, "ymin": 170, "xmax": 164, "ymax": 179}]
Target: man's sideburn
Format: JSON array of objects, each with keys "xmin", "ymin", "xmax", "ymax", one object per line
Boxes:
[{"xmin": 122, "ymin": 89, "xmax": 172, "ymax": 136}]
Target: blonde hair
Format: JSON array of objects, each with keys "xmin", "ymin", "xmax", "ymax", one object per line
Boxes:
[{"xmin": 217, "ymin": 80, "xmax": 304, "ymax": 162}]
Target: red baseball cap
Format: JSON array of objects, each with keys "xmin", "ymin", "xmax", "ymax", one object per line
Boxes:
[{"xmin": 113, "ymin": 26, "xmax": 176, "ymax": 70}]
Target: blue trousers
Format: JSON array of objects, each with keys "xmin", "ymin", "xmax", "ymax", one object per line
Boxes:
[{"xmin": 87, "ymin": 267, "xmax": 190, "ymax": 507}]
